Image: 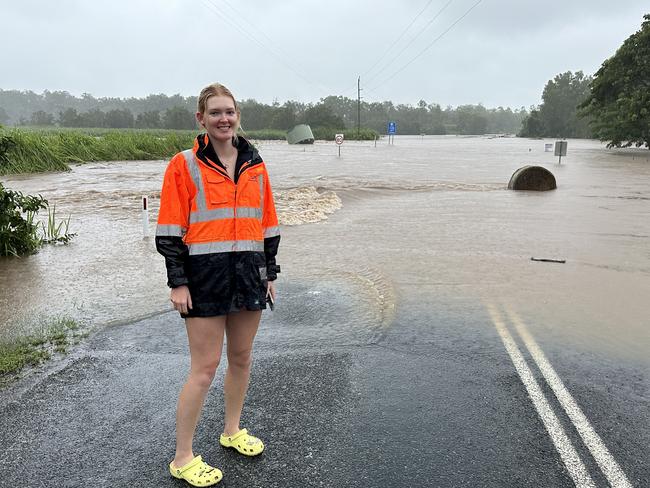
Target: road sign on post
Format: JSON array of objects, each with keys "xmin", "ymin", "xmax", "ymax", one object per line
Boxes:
[
  {"xmin": 387, "ymin": 121, "xmax": 396, "ymax": 145},
  {"xmin": 335, "ymin": 133, "xmax": 344, "ymax": 157},
  {"xmin": 554, "ymin": 141, "xmax": 567, "ymax": 164}
]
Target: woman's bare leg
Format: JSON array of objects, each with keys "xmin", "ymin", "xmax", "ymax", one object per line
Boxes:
[
  {"xmin": 172, "ymin": 316, "xmax": 226, "ymax": 468},
  {"xmin": 223, "ymin": 310, "xmax": 262, "ymax": 435}
]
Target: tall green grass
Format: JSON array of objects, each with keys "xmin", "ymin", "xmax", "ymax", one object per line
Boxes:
[
  {"xmin": 245, "ymin": 127, "xmax": 380, "ymax": 141},
  {"xmin": 0, "ymin": 126, "xmax": 381, "ymax": 175},
  {"xmin": 244, "ymin": 129, "xmax": 287, "ymax": 140},
  {"xmin": 0, "ymin": 128, "xmax": 196, "ymax": 175},
  {"xmin": 311, "ymin": 127, "xmax": 380, "ymax": 141}
]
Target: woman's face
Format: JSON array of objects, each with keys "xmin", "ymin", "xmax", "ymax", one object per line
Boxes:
[{"xmin": 197, "ymin": 95, "xmax": 239, "ymax": 143}]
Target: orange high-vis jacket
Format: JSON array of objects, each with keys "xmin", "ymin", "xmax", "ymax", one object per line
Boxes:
[{"xmin": 156, "ymin": 135, "xmax": 280, "ymax": 288}]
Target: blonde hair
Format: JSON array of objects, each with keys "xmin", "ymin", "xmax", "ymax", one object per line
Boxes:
[{"xmin": 197, "ymin": 83, "xmax": 241, "ymax": 142}]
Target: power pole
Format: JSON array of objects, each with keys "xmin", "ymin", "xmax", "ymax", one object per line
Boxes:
[{"xmin": 357, "ymin": 76, "xmax": 362, "ymax": 140}]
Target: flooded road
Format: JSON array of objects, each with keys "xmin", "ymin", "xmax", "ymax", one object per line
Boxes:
[
  {"xmin": 1, "ymin": 136, "xmax": 648, "ymax": 360},
  {"xmin": 2, "ymin": 135, "xmax": 649, "ymax": 486}
]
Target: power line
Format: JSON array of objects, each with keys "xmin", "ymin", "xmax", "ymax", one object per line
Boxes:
[
  {"xmin": 367, "ymin": 0, "xmax": 484, "ymax": 94},
  {"xmin": 201, "ymin": 0, "xmax": 318, "ymax": 88},
  {"xmin": 322, "ymin": 1, "xmax": 446, "ymax": 99},
  {"xmin": 217, "ymin": 0, "xmax": 334, "ymax": 94},
  {"xmin": 357, "ymin": 76, "xmax": 362, "ymax": 136},
  {"xmin": 198, "ymin": 0, "xmax": 331, "ymax": 98},
  {"xmin": 218, "ymin": 0, "xmax": 278, "ymax": 47},
  {"xmin": 364, "ymin": 0, "xmax": 456, "ymax": 87},
  {"xmin": 361, "ymin": 0, "xmax": 435, "ymax": 79}
]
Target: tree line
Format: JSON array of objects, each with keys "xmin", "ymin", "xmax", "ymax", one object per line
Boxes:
[
  {"xmin": 24, "ymin": 106, "xmax": 198, "ymax": 130},
  {"xmin": 518, "ymin": 71, "xmax": 593, "ymax": 139},
  {"xmin": 520, "ymin": 14, "xmax": 649, "ymax": 148},
  {"xmin": 0, "ymin": 89, "xmax": 527, "ymax": 135}
]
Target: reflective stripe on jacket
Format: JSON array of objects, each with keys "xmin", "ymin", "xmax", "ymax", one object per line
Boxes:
[{"xmin": 155, "ymin": 135, "xmax": 280, "ymax": 287}]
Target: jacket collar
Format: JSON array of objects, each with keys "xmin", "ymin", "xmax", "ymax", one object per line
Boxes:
[
  {"xmin": 195, "ymin": 134, "xmax": 262, "ymax": 165},
  {"xmin": 194, "ymin": 134, "xmax": 263, "ymax": 181}
]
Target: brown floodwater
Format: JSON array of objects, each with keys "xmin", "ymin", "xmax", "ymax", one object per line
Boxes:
[{"xmin": 1, "ymin": 136, "xmax": 649, "ymax": 360}]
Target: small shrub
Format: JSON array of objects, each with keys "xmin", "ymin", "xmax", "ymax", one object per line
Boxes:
[
  {"xmin": 0, "ymin": 184, "xmax": 76, "ymax": 256},
  {"xmin": 0, "ymin": 182, "xmax": 47, "ymax": 256}
]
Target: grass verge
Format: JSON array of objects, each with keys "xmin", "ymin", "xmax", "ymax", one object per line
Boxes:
[{"xmin": 0, "ymin": 317, "xmax": 87, "ymax": 386}]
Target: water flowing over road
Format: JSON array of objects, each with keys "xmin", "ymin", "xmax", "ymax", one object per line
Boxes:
[{"xmin": 1, "ymin": 136, "xmax": 648, "ymax": 486}]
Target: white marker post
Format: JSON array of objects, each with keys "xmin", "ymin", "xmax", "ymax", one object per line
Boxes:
[
  {"xmin": 142, "ymin": 196, "xmax": 149, "ymax": 238},
  {"xmin": 335, "ymin": 133, "xmax": 344, "ymax": 157},
  {"xmin": 554, "ymin": 141, "xmax": 567, "ymax": 164}
]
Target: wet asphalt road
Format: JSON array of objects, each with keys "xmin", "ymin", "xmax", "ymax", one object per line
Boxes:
[{"xmin": 0, "ymin": 279, "xmax": 647, "ymax": 488}]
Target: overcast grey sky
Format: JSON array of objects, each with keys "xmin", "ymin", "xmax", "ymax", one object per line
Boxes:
[{"xmin": 1, "ymin": 0, "xmax": 647, "ymax": 108}]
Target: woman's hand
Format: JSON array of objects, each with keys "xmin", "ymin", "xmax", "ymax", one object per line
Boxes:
[
  {"xmin": 170, "ymin": 285, "xmax": 192, "ymax": 315},
  {"xmin": 266, "ymin": 280, "xmax": 276, "ymax": 301}
]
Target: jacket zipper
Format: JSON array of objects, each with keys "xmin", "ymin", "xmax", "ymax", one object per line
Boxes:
[{"xmin": 233, "ymin": 160, "xmax": 252, "ymax": 241}]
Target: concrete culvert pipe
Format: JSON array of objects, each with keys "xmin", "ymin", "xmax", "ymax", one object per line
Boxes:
[{"xmin": 508, "ymin": 165, "xmax": 557, "ymax": 191}]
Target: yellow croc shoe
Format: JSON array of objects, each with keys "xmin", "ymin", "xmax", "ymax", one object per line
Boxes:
[
  {"xmin": 219, "ymin": 428, "xmax": 265, "ymax": 456},
  {"xmin": 169, "ymin": 455, "xmax": 223, "ymax": 487}
]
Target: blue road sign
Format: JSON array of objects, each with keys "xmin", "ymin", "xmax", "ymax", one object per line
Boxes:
[{"xmin": 388, "ymin": 121, "xmax": 397, "ymax": 135}]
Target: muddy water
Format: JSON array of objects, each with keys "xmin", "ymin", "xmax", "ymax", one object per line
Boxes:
[{"xmin": 1, "ymin": 137, "xmax": 649, "ymax": 360}]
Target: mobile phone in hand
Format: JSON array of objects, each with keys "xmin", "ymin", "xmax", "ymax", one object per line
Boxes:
[{"xmin": 266, "ymin": 292, "xmax": 274, "ymax": 311}]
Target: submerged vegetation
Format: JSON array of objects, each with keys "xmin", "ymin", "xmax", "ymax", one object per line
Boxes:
[
  {"xmin": 0, "ymin": 316, "xmax": 84, "ymax": 385},
  {"xmin": 0, "ymin": 182, "xmax": 48, "ymax": 255},
  {"xmin": 0, "ymin": 183, "xmax": 76, "ymax": 256},
  {"xmin": 40, "ymin": 205, "xmax": 75, "ymax": 245}
]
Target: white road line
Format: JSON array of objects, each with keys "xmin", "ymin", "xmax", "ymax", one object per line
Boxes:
[
  {"xmin": 504, "ymin": 305, "xmax": 633, "ymax": 488},
  {"xmin": 486, "ymin": 303, "xmax": 596, "ymax": 488}
]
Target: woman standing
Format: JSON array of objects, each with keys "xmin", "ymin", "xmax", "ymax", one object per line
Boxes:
[{"xmin": 156, "ymin": 83, "xmax": 281, "ymax": 486}]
